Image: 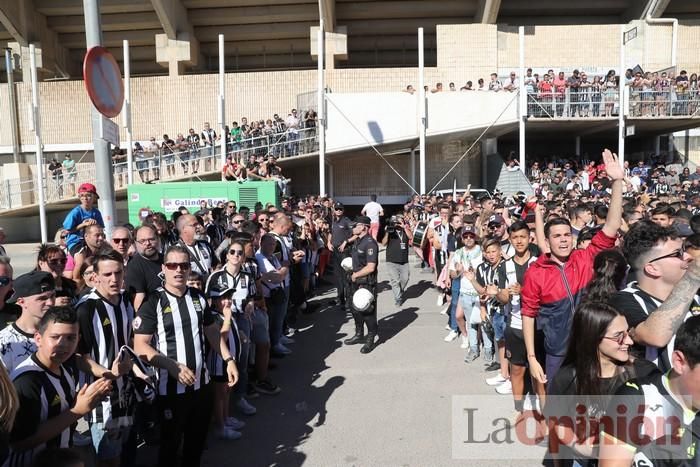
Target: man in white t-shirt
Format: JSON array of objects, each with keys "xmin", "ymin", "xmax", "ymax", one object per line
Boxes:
[{"xmin": 361, "ymin": 195, "xmax": 384, "ymax": 241}]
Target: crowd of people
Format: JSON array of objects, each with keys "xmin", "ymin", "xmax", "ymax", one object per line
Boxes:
[
  {"xmin": 7, "ymin": 142, "xmax": 700, "ymax": 465},
  {"xmin": 405, "ymin": 67, "xmax": 700, "ymax": 118},
  {"xmin": 45, "ymin": 108, "xmax": 317, "ymax": 197},
  {"xmin": 0, "ymin": 180, "xmax": 382, "ymax": 467},
  {"xmin": 390, "ymin": 148, "xmax": 700, "ymax": 466}
]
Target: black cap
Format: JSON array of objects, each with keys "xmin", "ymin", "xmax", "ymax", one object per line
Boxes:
[
  {"xmin": 207, "ymin": 276, "xmax": 236, "ymax": 298},
  {"xmin": 9, "ymin": 271, "xmax": 55, "ymax": 302},
  {"xmin": 334, "ymin": 203, "xmax": 344, "ymax": 210},
  {"xmin": 351, "ymin": 215, "xmax": 372, "ymax": 226}
]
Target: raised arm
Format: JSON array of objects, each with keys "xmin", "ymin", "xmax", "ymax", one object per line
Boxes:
[{"xmin": 601, "ymin": 148, "xmax": 623, "ymax": 238}]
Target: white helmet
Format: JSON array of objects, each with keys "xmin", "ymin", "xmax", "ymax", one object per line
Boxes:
[
  {"xmin": 352, "ymin": 288, "xmax": 374, "ymax": 312},
  {"xmin": 341, "ymin": 257, "xmax": 353, "ymax": 272}
]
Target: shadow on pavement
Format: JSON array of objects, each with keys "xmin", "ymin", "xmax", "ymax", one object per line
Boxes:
[
  {"xmin": 378, "ymin": 307, "xmax": 418, "ymax": 345},
  {"xmin": 199, "ymin": 293, "xmax": 348, "ymax": 467},
  {"xmin": 403, "ymin": 280, "xmax": 433, "ymax": 300}
]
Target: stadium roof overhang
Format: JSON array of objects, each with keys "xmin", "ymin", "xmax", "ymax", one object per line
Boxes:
[{"xmin": 0, "ymin": 0, "xmax": 696, "ymax": 78}]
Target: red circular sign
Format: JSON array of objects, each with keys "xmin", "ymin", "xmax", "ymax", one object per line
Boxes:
[{"xmin": 83, "ymin": 46, "xmax": 124, "ymax": 118}]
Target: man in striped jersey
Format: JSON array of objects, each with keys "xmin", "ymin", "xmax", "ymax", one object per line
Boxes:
[
  {"xmin": 176, "ymin": 214, "xmax": 217, "ymax": 281},
  {"xmin": 75, "ymin": 250, "xmax": 135, "ymax": 467},
  {"xmin": 0, "ymin": 271, "xmax": 56, "ymax": 374},
  {"xmin": 7, "ymin": 306, "xmax": 111, "ymax": 467},
  {"xmin": 133, "ymin": 245, "xmax": 238, "ymax": 467}
]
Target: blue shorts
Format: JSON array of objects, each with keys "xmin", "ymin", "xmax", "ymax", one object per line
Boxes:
[
  {"xmin": 251, "ymin": 307, "xmax": 270, "ymax": 345},
  {"xmin": 491, "ymin": 311, "xmax": 506, "ymax": 342},
  {"xmin": 90, "ymin": 422, "xmax": 131, "ymax": 461}
]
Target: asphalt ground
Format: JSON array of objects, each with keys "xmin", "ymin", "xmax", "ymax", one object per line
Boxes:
[{"xmin": 7, "ymin": 243, "xmax": 547, "ymax": 466}]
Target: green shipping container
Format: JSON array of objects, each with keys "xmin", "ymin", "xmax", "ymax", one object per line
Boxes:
[{"xmin": 127, "ymin": 180, "xmax": 280, "ymax": 225}]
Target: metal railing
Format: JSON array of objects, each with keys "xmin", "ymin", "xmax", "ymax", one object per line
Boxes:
[
  {"xmin": 526, "ymin": 87, "xmax": 620, "ymax": 118},
  {"xmin": 628, "ymin": 89, "xmax": 700, "ymax": 117},
  {"xmin": 0, "ymin": 127, "xmax": 318, "ymax": 210}
]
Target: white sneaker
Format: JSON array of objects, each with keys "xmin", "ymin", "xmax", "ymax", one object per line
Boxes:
[
  {"xmin": 217, "ymin": 427, "xmax": 242, "ymax": 440},
  {"xmin": 486, "ymin": 374, "xmax": 508, "ymax": 386},
  {"xmin": 237, "ymin": 397, "xmax": 257, "ymax": 416},
  {"xmin": 439, "ymin": 304, "xmax": 450, "ymax": 315},
  {"xmin": 445, "ymin": 324, "xmax": 452, "ymax": 331},
  {"xmin": 225, "ymin": 416, "xmax": 246, "ymax": 430},
  {"xmin": 459, "ymin": 336, "xmax": 469, "ymax": 349},
  {"xmin": 280, "ymin": 335, "xmax": 295, "ymax": 345},
  {"xmin": 495, "ymin": 379, "xmax": 513, "ymax": 395},
  {"xmin": 437, "ymin": 294, "xmax": 445, "ymax": 306},
  {"xmin": 444, "ymin": 330, "xmax": 459, "ymax": 342},
  {"xmin": 272, "ymin": 343, "xmax": 292, "ymax": 355}
]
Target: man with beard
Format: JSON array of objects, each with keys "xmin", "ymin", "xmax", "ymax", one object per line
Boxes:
[
  {"xmin": 126, "ymin": 225, "xmax": 163, "ymax": 311},
  {"xmin": 176, "ymin": 215, "xmax": 217, "ymax": 281}
]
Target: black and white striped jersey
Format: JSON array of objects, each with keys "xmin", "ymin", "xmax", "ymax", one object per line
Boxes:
[
  {"xmin": 133, "ymin": 287, "xmax": 216, "ymax": 395},
  {"xmin": 76, "ymin": 290, "xmax": 135, "ymax": 427},
  {"xmin": 206, "ymin": 314, "xmax": 240, "ymax": 378},
  {"xmin": 0, "ymin": 324, "xmax": 36, "ymax": 374},
  {"xmin": 205, "ymin": 268, "xmax": 256, "ymax": 314},
  {"xmin": 178, "ymin": 240, "xmax": 215, "ymax": 279},
  {"xmin": 6, "ymin": 354, "xmax": 76, "ymax": 467}
]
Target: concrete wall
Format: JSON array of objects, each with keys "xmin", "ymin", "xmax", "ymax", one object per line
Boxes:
[{"xmin": 2, "ymin": 21, "xmax": 698, "ymax": 153}]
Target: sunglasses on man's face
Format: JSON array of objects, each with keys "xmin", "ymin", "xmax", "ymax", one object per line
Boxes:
[
  {"xmin": 112, "ymin": 238, "xmax": 130, "ymax": 244},
  {"xmin": 48, "ymin": 258, "xmax": 67, "ymax": 266},
  {"xmin": 164, "ymin": 262, "xmax": 191, "ymax": 271}
]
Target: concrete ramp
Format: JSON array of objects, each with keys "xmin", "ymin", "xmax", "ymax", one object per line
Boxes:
[{"xmin": 325, "ymin": 91, "xmax": 519, "ymax": 154}]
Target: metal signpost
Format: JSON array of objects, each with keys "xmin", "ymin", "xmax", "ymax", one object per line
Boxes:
[{"xmin": 83, "ymin": 0, "xmax": 123, "ymax": 237}]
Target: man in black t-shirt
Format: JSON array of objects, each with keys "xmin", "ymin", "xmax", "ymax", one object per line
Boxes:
[
  {"xmin": 48, "ymin": 157, "xmax": 63, "ymax": 198},
  {"xmin": 382, "ymin": 214, "xmax": 413, "ymax": 307},
  {"xmin": 126, "ymin": 225, "xmax": 164, "ymax": 311}
]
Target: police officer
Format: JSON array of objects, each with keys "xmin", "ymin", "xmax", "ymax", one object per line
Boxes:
[
  {"xmin": 327, "ymin": 203, "xmax": 354, "ymax": 308},
  {"xmin": 345, "ymin": 216, "xmax": 380, "ymax": 354}
]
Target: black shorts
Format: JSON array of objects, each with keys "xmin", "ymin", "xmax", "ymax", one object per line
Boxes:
[
  {"xmin": 504, "ymin": 326, "xmax": 527, "ymax": 366},
  {"xmin": 211, "ymin": 374, "xmax": 229, "ymax": 383},
  {"xmin": 505, "ymin": 326, "xmax": 546, "ymax": 367}
]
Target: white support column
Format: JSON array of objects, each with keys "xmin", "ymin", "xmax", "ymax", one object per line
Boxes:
[
  {"xmin": 410, "ymin": 148, "xmax": 416, "ymax": 192},
  {"xmin": 418, "ymin": 28, "xmax": 426, "ymax": 195},
  {"xmin": 317, "ymin": 19, "xmax": 326, "ymax": 196},
  {"xmin": 219, "ymin": 34, "xmax": 226, "ymax": 167},
  {"xmin": 123, "ymin": 40, "xmax": 133, "ymax": 185},
  {"xmin": 618, "ymin": 24, "xmax": 626, "ymax": 166},
  {"xmin": 29, "ymin": 43, "xmax": 47, "ymax": 244},
  {"xmin": 518, "ymin": 26, "xmax": 525, "ymax": 173}
]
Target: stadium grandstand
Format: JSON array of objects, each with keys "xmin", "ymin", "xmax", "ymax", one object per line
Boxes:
[{"xmin": 0, "ymin": 0, "xmax": 700, "ymax": 240}]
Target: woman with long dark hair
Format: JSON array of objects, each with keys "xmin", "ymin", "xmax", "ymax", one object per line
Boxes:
[
  {"xmin": 545, "ymin": 302, "xmax": 658, "ymax": 466},
  {"xmin": 583, "ymin": 249, "xmax": 628, "ymax": 303}
]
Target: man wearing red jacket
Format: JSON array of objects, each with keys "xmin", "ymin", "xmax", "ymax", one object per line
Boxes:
[{"xmin": 521, "ymin": 149, "xmax": 623, "ymax": 388}]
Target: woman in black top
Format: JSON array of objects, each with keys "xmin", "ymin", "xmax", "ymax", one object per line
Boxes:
[{"xmin": 546, "ymin": 301, "xmax": 659, "ymax": 467}]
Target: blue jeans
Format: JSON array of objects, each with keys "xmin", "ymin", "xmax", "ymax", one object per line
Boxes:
[
  {"xmin": 447, "ymin": 280, "xmax": 461, "ymax": 332},
  {"xmin": 492, "ymin": 311, "xmax": 506, "ymax": 342},
  {"xmin": 90, "ymin": 422, "xmax": 131, "ymax": 461},
  {"xmin": 266, "ymin": 289, "xmax": 289, "ymax": 348},
  {"xmin": 461, "ymin": 294, "xmax": 486, "ymax": 355},
  {"xmin": 234, "ymin": 315, "xmax": 251, "ymax": 399}
]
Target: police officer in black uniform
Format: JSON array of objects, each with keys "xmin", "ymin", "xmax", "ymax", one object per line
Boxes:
[
  {"xmin": 327, "ymin": 203, "xmax": 354, "ymax": 308},
  {"xmin": 344, "ymin": 216, "xmax": 380, "ymax": 354}
]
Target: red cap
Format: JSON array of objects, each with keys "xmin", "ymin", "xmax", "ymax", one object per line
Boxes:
[{"xmin": 78, "ymin": 183, "xmax": 99, "ymax": 197}]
